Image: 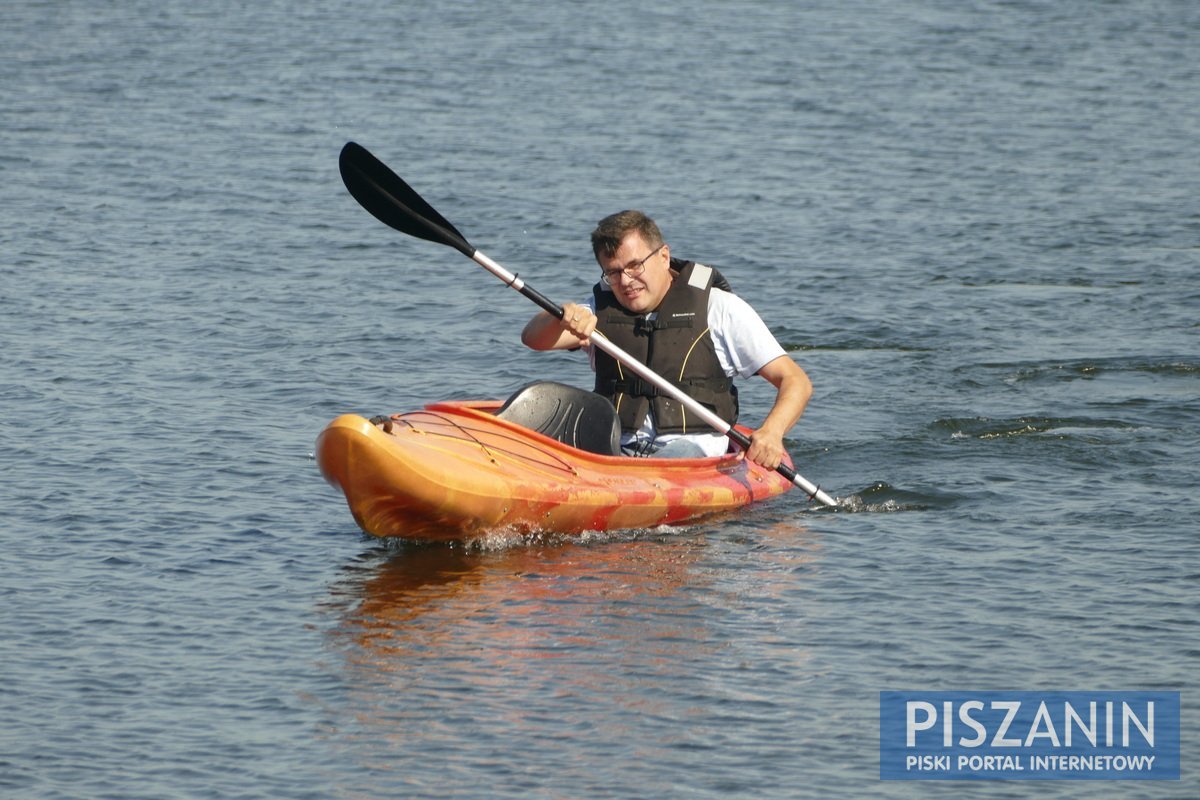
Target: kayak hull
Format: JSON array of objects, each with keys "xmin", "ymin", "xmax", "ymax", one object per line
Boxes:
[{"xmin": 316, "ymin": 400, "xmax": 793, "ymax": 540}]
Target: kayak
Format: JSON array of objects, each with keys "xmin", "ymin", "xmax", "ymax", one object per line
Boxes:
[{"xmin": 316, "ymin": 381, "xmax": 794, "ymax": 540}]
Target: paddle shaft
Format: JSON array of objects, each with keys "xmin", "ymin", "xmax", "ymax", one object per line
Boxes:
[{"xmin": 339, "ymin": 142, "xmax": 838, "ymax": 507}]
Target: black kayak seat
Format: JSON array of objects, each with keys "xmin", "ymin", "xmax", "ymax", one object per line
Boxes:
[{"xmin": 494, "ymin": 381, "xmax": 622, "ymax": 456}]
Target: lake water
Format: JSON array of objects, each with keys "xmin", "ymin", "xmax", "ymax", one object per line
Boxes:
[{"xmin": 2, "ymin": 1, "xmax": 1197, "ymax": 797}]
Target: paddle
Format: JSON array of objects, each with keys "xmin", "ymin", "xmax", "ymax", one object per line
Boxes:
[{"xmin": 339, "ymin": 141, "xmax": 839, "ymax": 507}]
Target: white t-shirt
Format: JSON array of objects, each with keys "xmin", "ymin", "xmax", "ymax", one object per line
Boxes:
[{"xmin": 584, "ymin": 286, "xmax": 788, "ymax": 456}]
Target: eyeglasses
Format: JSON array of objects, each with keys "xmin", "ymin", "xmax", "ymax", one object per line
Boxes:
[{"xmin": 600, "ymin": 244, "xmax": 664, "ymax": 286}]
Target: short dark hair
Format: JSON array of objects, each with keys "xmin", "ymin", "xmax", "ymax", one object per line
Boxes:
[{"xmin": 591, "ymin": 210, "xmax": 663, "ymax": 260}]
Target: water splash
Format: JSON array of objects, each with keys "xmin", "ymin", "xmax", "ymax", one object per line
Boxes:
[{"xmin": 833, "ymin": 482, "xmax": 939, "ymax": 512}]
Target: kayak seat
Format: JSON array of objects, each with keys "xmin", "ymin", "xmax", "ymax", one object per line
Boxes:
[{"xmin": 495, "ymin": 381, "xmax": 622, "ymax": 456}]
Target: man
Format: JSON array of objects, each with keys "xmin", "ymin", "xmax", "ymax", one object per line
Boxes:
[{"xmin": 521, "ymin": 210, "xmax": 812, "ymax": 470}]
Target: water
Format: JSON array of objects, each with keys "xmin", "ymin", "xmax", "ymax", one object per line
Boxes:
[{"xmin": 2, "ymin": 1, "xmax": 1197, "ymax": 797}]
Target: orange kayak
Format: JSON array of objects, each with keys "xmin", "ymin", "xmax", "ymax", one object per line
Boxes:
[{"xmin": 316, "ymin": 386, "xmax": 793, "ymax": 541}]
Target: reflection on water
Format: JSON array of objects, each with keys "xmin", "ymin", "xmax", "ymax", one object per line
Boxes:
[
  {"xmin": 328, "ymin": 531, "xmax": 717, "ymax": 664},
  {"xmin": 320, "ymin": 523, "xmax": 823, "ymax": 796}
]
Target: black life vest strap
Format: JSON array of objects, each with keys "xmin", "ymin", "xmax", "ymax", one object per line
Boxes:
[
  {"xmin": 599, "ymin": 315, "xmax": 692, "ymax": 335},
  {"xmin": 601, "ymin": 374, "xmax": 733, "ymax": 399},
  {"xmin": 634, "ymin": 316, "xmax": 691, "ymax": 335}
]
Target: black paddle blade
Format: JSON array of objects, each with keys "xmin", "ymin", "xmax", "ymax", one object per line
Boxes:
[{"xmin": 339, "ymin": 142, "xmax": 475, "ymax": 258}]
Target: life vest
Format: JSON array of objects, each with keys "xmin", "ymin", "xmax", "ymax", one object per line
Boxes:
[{"xmin": 592, "ymin": 260, "xmax": 739, "ymax": 434}]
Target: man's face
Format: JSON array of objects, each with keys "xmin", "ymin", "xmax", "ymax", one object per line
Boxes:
[{"xmin": 598, "ymin": 232, "xmax": 671, "ymax": 314}]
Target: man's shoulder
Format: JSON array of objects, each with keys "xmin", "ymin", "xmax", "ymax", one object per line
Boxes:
[{"xmin": 708, "ymin": 286, "xmax": 758, "ymax": 319}]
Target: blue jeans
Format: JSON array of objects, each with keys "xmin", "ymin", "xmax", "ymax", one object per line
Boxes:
[{"xmin": 646, "ymin": 438, "xmax": 710, "ymax": 459}]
